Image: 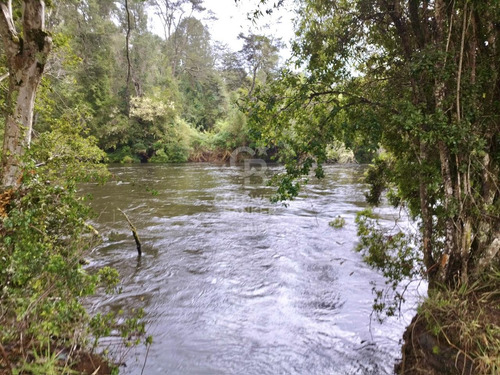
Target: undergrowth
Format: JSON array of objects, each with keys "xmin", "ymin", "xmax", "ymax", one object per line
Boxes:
[
  {"xmin": 418, "ymin": 270, "xmax": 500, "ymax": 374},
  {"xmin": 0, "ymin": 122, "xmax": 150, "ymax": 374}
]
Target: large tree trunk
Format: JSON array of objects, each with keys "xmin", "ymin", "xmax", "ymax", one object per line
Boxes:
[{"xmin": 0, "ymin": 0, "xmax": 52, "ymax": 188}]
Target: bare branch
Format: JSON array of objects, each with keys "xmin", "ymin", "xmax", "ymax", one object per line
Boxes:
[
  {"xmin": 22, "ymin": 0, "xmax": 46, "ymax": 34},
  {"xmin": 125, "ymin": 0, "xmax": 132, "ymax": 94},
  {"xmin": 0, "ymin": 1, "xmax": 19, "ymax": 57}
]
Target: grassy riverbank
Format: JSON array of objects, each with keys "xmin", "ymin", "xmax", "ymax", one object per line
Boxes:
[{"xmin": 397, "ymin": 270, "xmax": 500, "ymax": 374}]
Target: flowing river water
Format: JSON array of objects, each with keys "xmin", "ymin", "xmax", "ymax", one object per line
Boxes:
[{"xmin": 82, "ymin": 163, "xmax": 423, "ymax": 375}]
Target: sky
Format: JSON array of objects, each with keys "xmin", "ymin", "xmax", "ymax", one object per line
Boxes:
[
  {"xmin": 149, "ymin": 0, "xmax": 296, "ymax": 58},
  {"xmin": 203, "ymin": 0, "xmax": 296, "ymax": 54}
]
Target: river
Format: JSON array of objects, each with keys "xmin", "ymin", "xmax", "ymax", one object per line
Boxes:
[{"xmin": 82, "ymin": 163, "xmax": 422, "ymax": 375}]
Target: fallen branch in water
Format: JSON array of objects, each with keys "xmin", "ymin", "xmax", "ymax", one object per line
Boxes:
[{"xmin": 118, "ymin": 208, "xmax": 142, "ymax": 256}]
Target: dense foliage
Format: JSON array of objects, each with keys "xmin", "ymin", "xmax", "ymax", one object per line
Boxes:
[
  {"xmin": 20, "ymin": 0, "xmax": 285, "ymax": 165},
  {"xmin": 0, "ymin": 123, "xmax": 109, "ymax": 371},
  {"xmin": 244, "ymin": 1, "xmax": 500, "ymax": 371},
  {"xmin": 2, "ymin": 0, "xmax": 498, "ymax": 373},
  {"xmin": 0, "ymin": 120, "xmax": 155, "ymax": 374},
  {"xmin": 246, "ymin": 0, "xmax": 500, "ymax": 288}
]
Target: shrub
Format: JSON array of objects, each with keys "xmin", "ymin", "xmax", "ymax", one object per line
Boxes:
[
  {"xmin": 0, "ymin": 122, "xmax": 146, "ymax": 373},
  {"xmin": 149, "ymin": 148, "xmax": 170, "ymax": 163},
  {"xmin": 211, "ymin": 105, "xmax": 249, "ymax": 152},
  {"xmin": 325, "ymin": 141, "xmax": 356, "ymax": 164},
  {"xmin": 417, "ymin": 271, "xmax": 500, "ymax": 374},
  {"xmin": 329, "ymin": 216, "xmax": 346, "ymax": 228},
  {"xmin": 149, "ymin": 118, "xmax": 196, "ymax": 163},
  {"xmin": 121, "ymin": 155, "xmax": 136, "ymax": 164}
]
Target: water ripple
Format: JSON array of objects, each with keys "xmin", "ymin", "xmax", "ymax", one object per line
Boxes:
[{"xmin": 83, "ymin": 163, "xmax": 418, "ymax": 375}]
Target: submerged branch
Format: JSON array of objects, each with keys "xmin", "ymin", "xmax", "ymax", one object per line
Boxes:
[{"xmin": 118, "ymin": 208, "xmax": 142, "ymax": 256}]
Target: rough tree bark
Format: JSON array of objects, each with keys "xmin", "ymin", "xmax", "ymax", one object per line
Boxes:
[{"xmin": 0, "ymin": 0, "xmax": 52, "ymax": 188}]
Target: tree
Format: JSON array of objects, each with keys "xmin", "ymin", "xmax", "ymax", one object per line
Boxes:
[
  {"xmin": 238, "ymin": 32, "xmax": 281, "ymax": 97},
  {"xmin": 216, "ymin": 47, "xmax": 248, "ymax": 91},
  {"xmin": 244, "ymin": 1, "xmax": 500, "ymax": 370},
  {"xmin": 249, "ymin": 0, "xmax": 500, "ymax": 288},
  {"xmin": 68, "ymin": 0, "xmax": 121, "ymax": 125},
  {"xmin": 149, "ymin": 0, "xmax": 204, "ymax": 41},
  {"xmin": 121, "ymin": 4, "xmax": 164, "ymax": 97},
  {"xmin": 171, "ymin": 16, "xmax": 213, "ymax": 79},
  {"xmin": 179, "ymin": 69, "xmax": 227, "ymax": 130},
  {"xmin": 171, "ymin": 16, "xmax": 227, "ymax": 130},
  {"xmin": 0, "ymin": 0, "xmax": 52, "ymax": 188},
  {"xmin": 149, "ymin": 0, "xmax": 205, "ymax": 76}
]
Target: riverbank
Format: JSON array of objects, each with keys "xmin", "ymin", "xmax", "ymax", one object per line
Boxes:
[
  {"xmin": 106, "ymin": 138, "xmax": 359, "ymax": 165},
  {"xmin": 0, "ymin": 346, "xmax": 114, "ymax": 375},
  {"xmin": 396, "ymin": 270, "xmax": 500, "ymax": 374}
]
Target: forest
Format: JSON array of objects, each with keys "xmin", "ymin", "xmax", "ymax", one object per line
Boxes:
[
  {"xmin": 0, "ymin": 0, "xmax": 288, "ymax": 166},
  {"xmin": 0, "ymin": 0, "xmax": 499, "ymax": 374}
]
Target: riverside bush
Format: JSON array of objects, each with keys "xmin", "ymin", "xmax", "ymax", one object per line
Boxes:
[
  {"xmin": 0, "ymin": 122, "xmax": 146, "ymax": 373},
  {"xmin": 405, "ymin": 271, "xmax": 500, "ymax": 374}
]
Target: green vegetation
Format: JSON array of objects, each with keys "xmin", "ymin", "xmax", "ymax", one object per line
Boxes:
[
  {"xmin": 25, "ymin": 1, "xmax": 288, "ymax": 165},
  {"xmin": 329, "ymin": 216, "xmax": 346, "ymax": 229},
  {"xmin": 1, "ymin": 0, "xmax": 499, "ymax": 374},
  {"xmin": 242, "ymin": 0, "xmax": 499, "ymax": 373},
  {"xmin": 355, "ymin": 209, "xmax": 422, "ymax": 319},
  {"xmin": 0, "ymin": 123, "xmax": 148, "ymax": 373},
  {"xmin": 404, "ymin": 271, "xmax": 500, "ymax": 374}
]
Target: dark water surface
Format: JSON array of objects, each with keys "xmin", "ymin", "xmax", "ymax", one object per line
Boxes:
[{"xmin": 82, "ymin": 163, "xmax": 422, "ymax": 375}]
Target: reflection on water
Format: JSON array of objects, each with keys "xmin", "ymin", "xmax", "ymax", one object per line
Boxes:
[{"xmin": 83, "ymin": 163, "xmax": 421, "ymax": 375}]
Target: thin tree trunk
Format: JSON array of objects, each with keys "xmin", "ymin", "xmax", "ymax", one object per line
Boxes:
[
  {"xmin": 248, "ymin": 65, "xmax": 258, "ymax": 98},
  {"xmin": 433, "ymin": 0, "xmax": 460, "ymax": 284},
  {"xmin": 456, "ymin": 3, "xmax": 468, "ymax": 122},
  {"xmin": 124, "ymin": 0, "xmax": 133, "ymax": 114},
  {"xmin": 476, "ymin": 229, "xmax": 500, "ymax": 274},
  {"xmin": 418, "ymin": 143, "xmax": 436, "ymax": 284},
  {"xmin": 437, "ymin": 140, "xmax": 458, "ymax": 282},
  {"xmin": 474, "ymin": 151, "xmax": 500, "ymax": 275}
]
